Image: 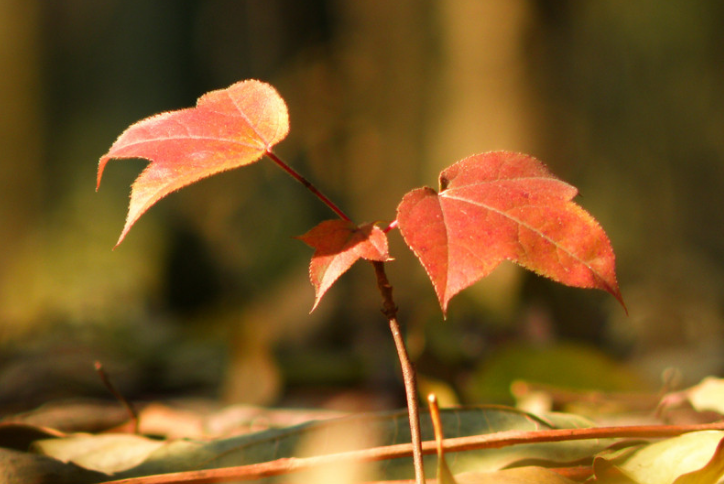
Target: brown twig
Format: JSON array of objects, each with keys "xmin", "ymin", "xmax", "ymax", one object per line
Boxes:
[
  {"xmin": 94, "ymin": 360, "xmax": 140, "ymax": 434},
  {"xmin": 263, "ymin": 149, "xmax": 426, "ymax": 484},
  {"xmin": 371, "ymin": 260, "xmax": 425, "ymax": 484},
  {"xmin": 97, "ymin": 420, "xmax": 724, "ymax": 484}
]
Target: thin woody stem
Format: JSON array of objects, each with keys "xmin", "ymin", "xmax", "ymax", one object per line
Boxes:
[
  {"xmin": 264, "ymin": 150, "xmax": 425, "ymax": 483},
  {"xmin": 94, "ymin": 361, "xmax": 139, "ymax": 434},
  {"xmin": 265, "ymin": 149, "xmax": 352, "ymax": 222},
  {"xmin": 372, "ymin": 260, "xmax": 426, "ymax": 484}
]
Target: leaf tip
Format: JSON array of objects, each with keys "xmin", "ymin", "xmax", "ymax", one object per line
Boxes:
[
  {"xmin": 113, "ymin": 229, "xmax": 129, "ymax": 250},
  {"xmin": 612, "ymin": 287, "xmax": 628, "ymax": 315},
  {"xmin": 593, "ymin": 263, "xmax": 626, "ymax": 314},
  {"xmin": 309, "ymin": 297, "xmax": 322, "ymax": 314},
  {"xmin": 97, "ymin": 156, "xmax": 110, "ymax": 192},
  {"xmin": 439, "ymin": 296, "xmax": 452, "ymax": 320}
]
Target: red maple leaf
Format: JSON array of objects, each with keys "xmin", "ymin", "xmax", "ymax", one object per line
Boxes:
[
  {"xmin": 297, "ymin": 220, "xmax": 390, "ymax": 311},
  {"xmin": 397, "ymin": 151, "xmax": 624, "ymax": 315},
  {"xmin": 97, "ymin": 80, "xmax": 289, "ymax": 247}
]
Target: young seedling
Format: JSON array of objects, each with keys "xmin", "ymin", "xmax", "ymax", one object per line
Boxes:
[{"xmin": 97, "ymin": 79, "xmax": 624, "ymax": 484}]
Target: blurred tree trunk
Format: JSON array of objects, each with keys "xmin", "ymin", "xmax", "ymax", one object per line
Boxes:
[
  {"xmin": 325, "ymin": 0, "xmax": 539, "ymax": 362},
  {"xmin": 427, "ymin": 0, "xmax": 537, "ymax": 319},
  {"xmin": 429, "ymin": 0, "xmax": 539, "ymax": 171},
  {"xmin": 335, "ymin": 0, "xmax": 433, "ymax": 222}
]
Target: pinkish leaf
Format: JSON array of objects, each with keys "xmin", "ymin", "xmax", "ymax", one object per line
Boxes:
[
  {"xmin": 397, "ymin": 151, "xmax": 624, "ymax": 316},
  {"xmin": 97, "ymin": 80, "xmax": 289, "ymax": 247},
  {"xmin": 297, "ymin": 220, "xmax": 390, "ymax": 311}
]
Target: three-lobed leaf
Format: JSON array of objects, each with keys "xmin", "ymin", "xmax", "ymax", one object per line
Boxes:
[
  {"xmin": 397, "ymin": 151, "xmax": 624, "ymax": 315},
  {"xmin": 97, "ymin": 79, "xmax": 289, "ymax": 247},
  {"xmin": 297, "ymin": 220, "xmax": 390, "ymax": 311}
]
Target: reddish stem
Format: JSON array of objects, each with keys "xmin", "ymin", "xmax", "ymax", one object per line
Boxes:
[
  {"xmin": 265, "ymin": 149, "xmax": 351, "ymax": 222},
  {"xmin": 383, "ymin": 219, "xmax": 399, "ymax": 233},
  {"xmin": 96, "ymin": 420, "xmax": 724, "ymax": 484}
]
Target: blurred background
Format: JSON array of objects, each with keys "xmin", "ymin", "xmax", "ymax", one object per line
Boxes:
[{"xmin": 1, "ymin": 0, "xmax": 724, "ymax": 414}]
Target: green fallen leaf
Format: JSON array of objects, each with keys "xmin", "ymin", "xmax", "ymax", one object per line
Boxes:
[
  {"xmin": 34, "ymin": 406, "xmax": 611, "ymax": 481},
  {"xmin": 594, "ymin": 431, "xmax": 724, "ymax": 484}
]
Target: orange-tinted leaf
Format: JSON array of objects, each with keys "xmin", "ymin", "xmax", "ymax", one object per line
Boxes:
[
  {"xmin": 297, "ymin": 220, "xmax": 390, "ymax": 311},
  {"xmin": 97, "ymin": 80, "xmax": 289, "ymax": 247},
  {"xmin": 397, "ymin": 151, "xmax": 623, "ymax": 315}
]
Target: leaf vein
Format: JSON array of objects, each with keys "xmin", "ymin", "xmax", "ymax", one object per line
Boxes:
[
  {"xmin": 442, "ymin": 194, "xmax": 597, "ymax": 274},
  {"xmin": 225, "ymin": 90, "xmax": 274, "ymax": 148},
  {"xmin": 118, "ymin": 135, "xmax": 264, "ymax": 152}
]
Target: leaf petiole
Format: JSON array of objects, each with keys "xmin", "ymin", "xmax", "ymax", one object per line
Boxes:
[
  {"xmin": 264, "ymin": 149, "xmax": 425, "ymax": 484},
  {"xmin": 265, "ymin": 149, "xmax": 401, "ymax": 235},
  {"xmin": 383, "ymin": 219, "xmax": 399, "ymax": 233},
  {"xmin": 265, "ymin": 150, "xmax": 352, "ymax": 222}
]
